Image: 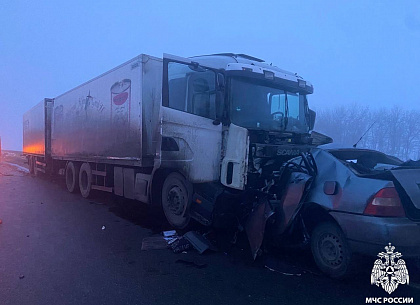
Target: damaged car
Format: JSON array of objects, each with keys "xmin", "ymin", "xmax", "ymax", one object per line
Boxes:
[
  {"xmin": 302, "ymin": 148, "xmax": 420, "ymax": 278},
  {"xmin": 192, "ymin": 144, "xmax": 420, "ymax": 279}
]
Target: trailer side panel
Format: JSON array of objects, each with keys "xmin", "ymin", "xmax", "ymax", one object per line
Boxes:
[
  {"xmin": 23, "ymin": 100, "xmax": 47, "ymax": 156},
  {"xmin": 51, "ymin": 57, "xmax": 144, "ymax": 164}
]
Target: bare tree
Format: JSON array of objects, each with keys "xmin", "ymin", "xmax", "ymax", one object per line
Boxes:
[{"xmin": 315, "ymin": 104, "xmax": 420, "ymax": 161}]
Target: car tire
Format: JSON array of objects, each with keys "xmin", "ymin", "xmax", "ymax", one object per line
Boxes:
[
  {"xmin": 311, "ymin": 221, "xmax": 352, "ymax": 278},
  {"xmin": 79, "ymin": 162, "xmax": 92, "ymax": 198},
  {"xmin": 65, "ymin": 162, "xmax": 79, "ymax": 193},
  {"xmin": 161, "ymin": 172, "xmax": 191, "ymax": 229}
]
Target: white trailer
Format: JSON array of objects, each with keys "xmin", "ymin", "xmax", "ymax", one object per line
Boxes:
[{"xmin": 23, "ymin": 52, "xmax": 317, "ymax": 231}]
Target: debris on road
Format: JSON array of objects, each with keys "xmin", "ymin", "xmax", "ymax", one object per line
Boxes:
[
  {"xmin": 170, "ymin": 236, "xmax": 191, "ymax": 253},
  {"xmin": 162, "ymin": 230, "xmax": 177, "ymax": 237},
  {"xmin": 183, "ymin": 231, "xmax": 213, "ymax": 254},
  {"xmin": 101, "ymin": 226, "xmax": 106, "ymax": 230},
  {"xmin": 264, "ymin": 265, "xmax": 301, "ymax": 276},
  {"xmin": 141, "ymin": 236, "xmax": 171, "ymax": 251},
  {"xmin": 0, "ymin": 219, "xmax": 2, "ymax": 224},
  {"xmin": 19, "ymin": 275, "xmax": 25, "ymax": 279},
  {"xmin": 264, "ymin": 256, "xmax": 302, "ymax": 276}
]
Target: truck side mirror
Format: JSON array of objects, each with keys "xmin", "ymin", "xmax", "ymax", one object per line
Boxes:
[{"xmin": 308, "ymin": 109, "xmax": 316, "ymax": 130}]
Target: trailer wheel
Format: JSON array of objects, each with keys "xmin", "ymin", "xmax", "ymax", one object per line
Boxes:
[
  {"xmin": 311, "ymin": 222, "xmax": 352, "ymax": 278},
  {"xmin": 79, "ymin": 163, "xmax": 92, "ymax": 198},
  {"xmin": 161, "ymin": 172, "xmax": 191, "ymax": 229},
  {"xmin": 65, "ymin": 162, "xmax": 79, "ymax": 193}
]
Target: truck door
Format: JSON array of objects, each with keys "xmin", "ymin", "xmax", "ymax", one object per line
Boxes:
[{"xmin": 161, "ymin": 54, "xmax": 223, "ymax": 183}]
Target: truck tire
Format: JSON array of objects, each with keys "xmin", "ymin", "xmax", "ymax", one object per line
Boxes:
[
  {"xmin": 65, "ymin": 162, "xmax": 79, "ymax": 193},
  {"xmin": 79, "ymin": 162, "xmax": 92, "ymax": 198},
  {"xmin": 311, "ymin": 222, "xmax": 352, "ymax": 279},
  {"xmin": 161, "ymin": 172, "xmax": 191, "ymax": 229}
]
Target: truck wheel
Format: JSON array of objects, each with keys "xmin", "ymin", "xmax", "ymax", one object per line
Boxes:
[
  {"xmin": 65, "ymin": 162, "xmax": 79, "ymax": 193},
  {"xmin": 311, "ymin": 222, "xmax": 352, "ymax": 278},
  {"xmin": 79, "ymin": 163, "xmax": 92, "ymax": 198},
  {"xmin": 161, "ymin": 172, "xmax": 191, "ymax": 229}
]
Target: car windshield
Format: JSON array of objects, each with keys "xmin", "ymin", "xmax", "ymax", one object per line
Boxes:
[{"xmin": 229, "ymin": 77, "xmax": 309, "ymax": 132}]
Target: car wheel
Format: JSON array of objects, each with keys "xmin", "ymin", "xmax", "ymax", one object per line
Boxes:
[
  {"xmin": 79, "ymin": 162, "xmax": 92, "ymax": 198},
  {"xmin": 65, "ymin": 162, "xmax": 79, "ymax": 193},
  {"xmin": 161, "ymin": 172, "xmax": 191, "ymax": 229},
  {"xmin": 311, "ymin": 222, "xmax": 352, "ymax": 278}
]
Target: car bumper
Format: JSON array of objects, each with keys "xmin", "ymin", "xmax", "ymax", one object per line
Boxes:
[{"xmin": 330, "ymin": 211, "xmax": 420, "ymax": 257}]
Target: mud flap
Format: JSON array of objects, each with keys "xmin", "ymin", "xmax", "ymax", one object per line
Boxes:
[{"xmin": 246, "ymin": 197, "xmax": 275, "ymax": 260}]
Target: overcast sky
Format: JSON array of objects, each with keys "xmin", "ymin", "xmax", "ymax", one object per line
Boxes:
[{"xmin": 1, "ymin": 0, "xmax": 419, "ymax": 150}]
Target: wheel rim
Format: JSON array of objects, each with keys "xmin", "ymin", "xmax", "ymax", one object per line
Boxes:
[
  {"xmin": 166, "ymin": 185, "xmax": 186, "ymax": 216},
  {"xmin": 318, "ymin": 233, "xmax": 344, "ymax": 267}
]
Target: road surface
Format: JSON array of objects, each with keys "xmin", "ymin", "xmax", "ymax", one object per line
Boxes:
[{"xmin": 0, "ymin": 156, "xmax": 419, "ymax": 305}]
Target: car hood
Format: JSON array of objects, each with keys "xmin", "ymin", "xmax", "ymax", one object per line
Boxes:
[{"xmin": 391, "ymin": 169, "xmax": 420, "ymax": 209}]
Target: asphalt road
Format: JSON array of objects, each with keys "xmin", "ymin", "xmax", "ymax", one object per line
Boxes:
[{"xmin": 0, "ymin": 155, "xmax": 419, "ymax": 305}]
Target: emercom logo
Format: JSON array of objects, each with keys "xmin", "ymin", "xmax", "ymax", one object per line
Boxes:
[
  {"xmin": 365, "ymin": 297, "xmax": 413, "ymax": 304},
  {"xmin": 370, "ymin": 243, "xmax": 409, "ymax": 294},
  {"xmin": 365, "ymin": 244, "xmax": 413, "ymax": 304}
]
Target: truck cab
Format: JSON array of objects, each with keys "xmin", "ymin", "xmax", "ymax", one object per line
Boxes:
[{"xmin": 159, "ymin": 53, "xmax": 316, "ymax": 229}]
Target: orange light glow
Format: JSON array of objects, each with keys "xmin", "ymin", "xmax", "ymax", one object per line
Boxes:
[{"xmin": 23, "ymin": 142, "xmax": 45, "ymax": 155}]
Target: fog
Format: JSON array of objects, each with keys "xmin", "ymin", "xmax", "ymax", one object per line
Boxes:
[
  {"xmin": 316, "ymin": 104, "xmax": 420, "ymax": 160},
  {"xmin": 1, "ymin": 0, "xmax": 420, "ymax": 151}
]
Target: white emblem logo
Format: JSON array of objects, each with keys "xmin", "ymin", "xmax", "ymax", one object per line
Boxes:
[{"xmin": 371, "ymin": 243, "xmax": 409, "ymax": 294}]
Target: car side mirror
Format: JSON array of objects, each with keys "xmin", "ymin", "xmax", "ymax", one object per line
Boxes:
[{"xmin": 308, "ymin": 109, "xmax": 316, "ymax": 130}]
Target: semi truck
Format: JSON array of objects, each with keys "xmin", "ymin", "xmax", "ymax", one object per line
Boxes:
[{"xmin": 23, "ymin": 53, "xmax": 319, "ymax": 259}]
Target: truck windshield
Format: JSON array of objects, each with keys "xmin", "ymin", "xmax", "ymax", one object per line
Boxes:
[{"xmin": 229, "ymin": 77, "xmax": 309, "ymax": 133}]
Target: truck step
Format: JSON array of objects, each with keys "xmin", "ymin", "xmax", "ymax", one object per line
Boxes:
[
  {"xmin": 92, "ymin": 170, "xmax": 107, "ymax": 177},
  {"xmin": 91, "ymin": 185, "xmax": 113, "ymax": 192}
]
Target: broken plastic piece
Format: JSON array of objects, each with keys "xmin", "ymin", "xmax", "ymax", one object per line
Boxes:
[
  {"xmin": 167, "ymin": 237, "xmax": 178, "ymax": 245},
  {"xmin": 170, "ymin": 237, "xmax": 191, "ymax": 253},
  {"xmin": 183, "ymin": 231, "xmax": 213, "ymax": 254},
  {"xmin": 101, "ymin": 226, "xmax": 106, "ymax": 230},
  {"xmin": 162, "ymin": 230, "xmax": 177, "ymax": 237}
]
